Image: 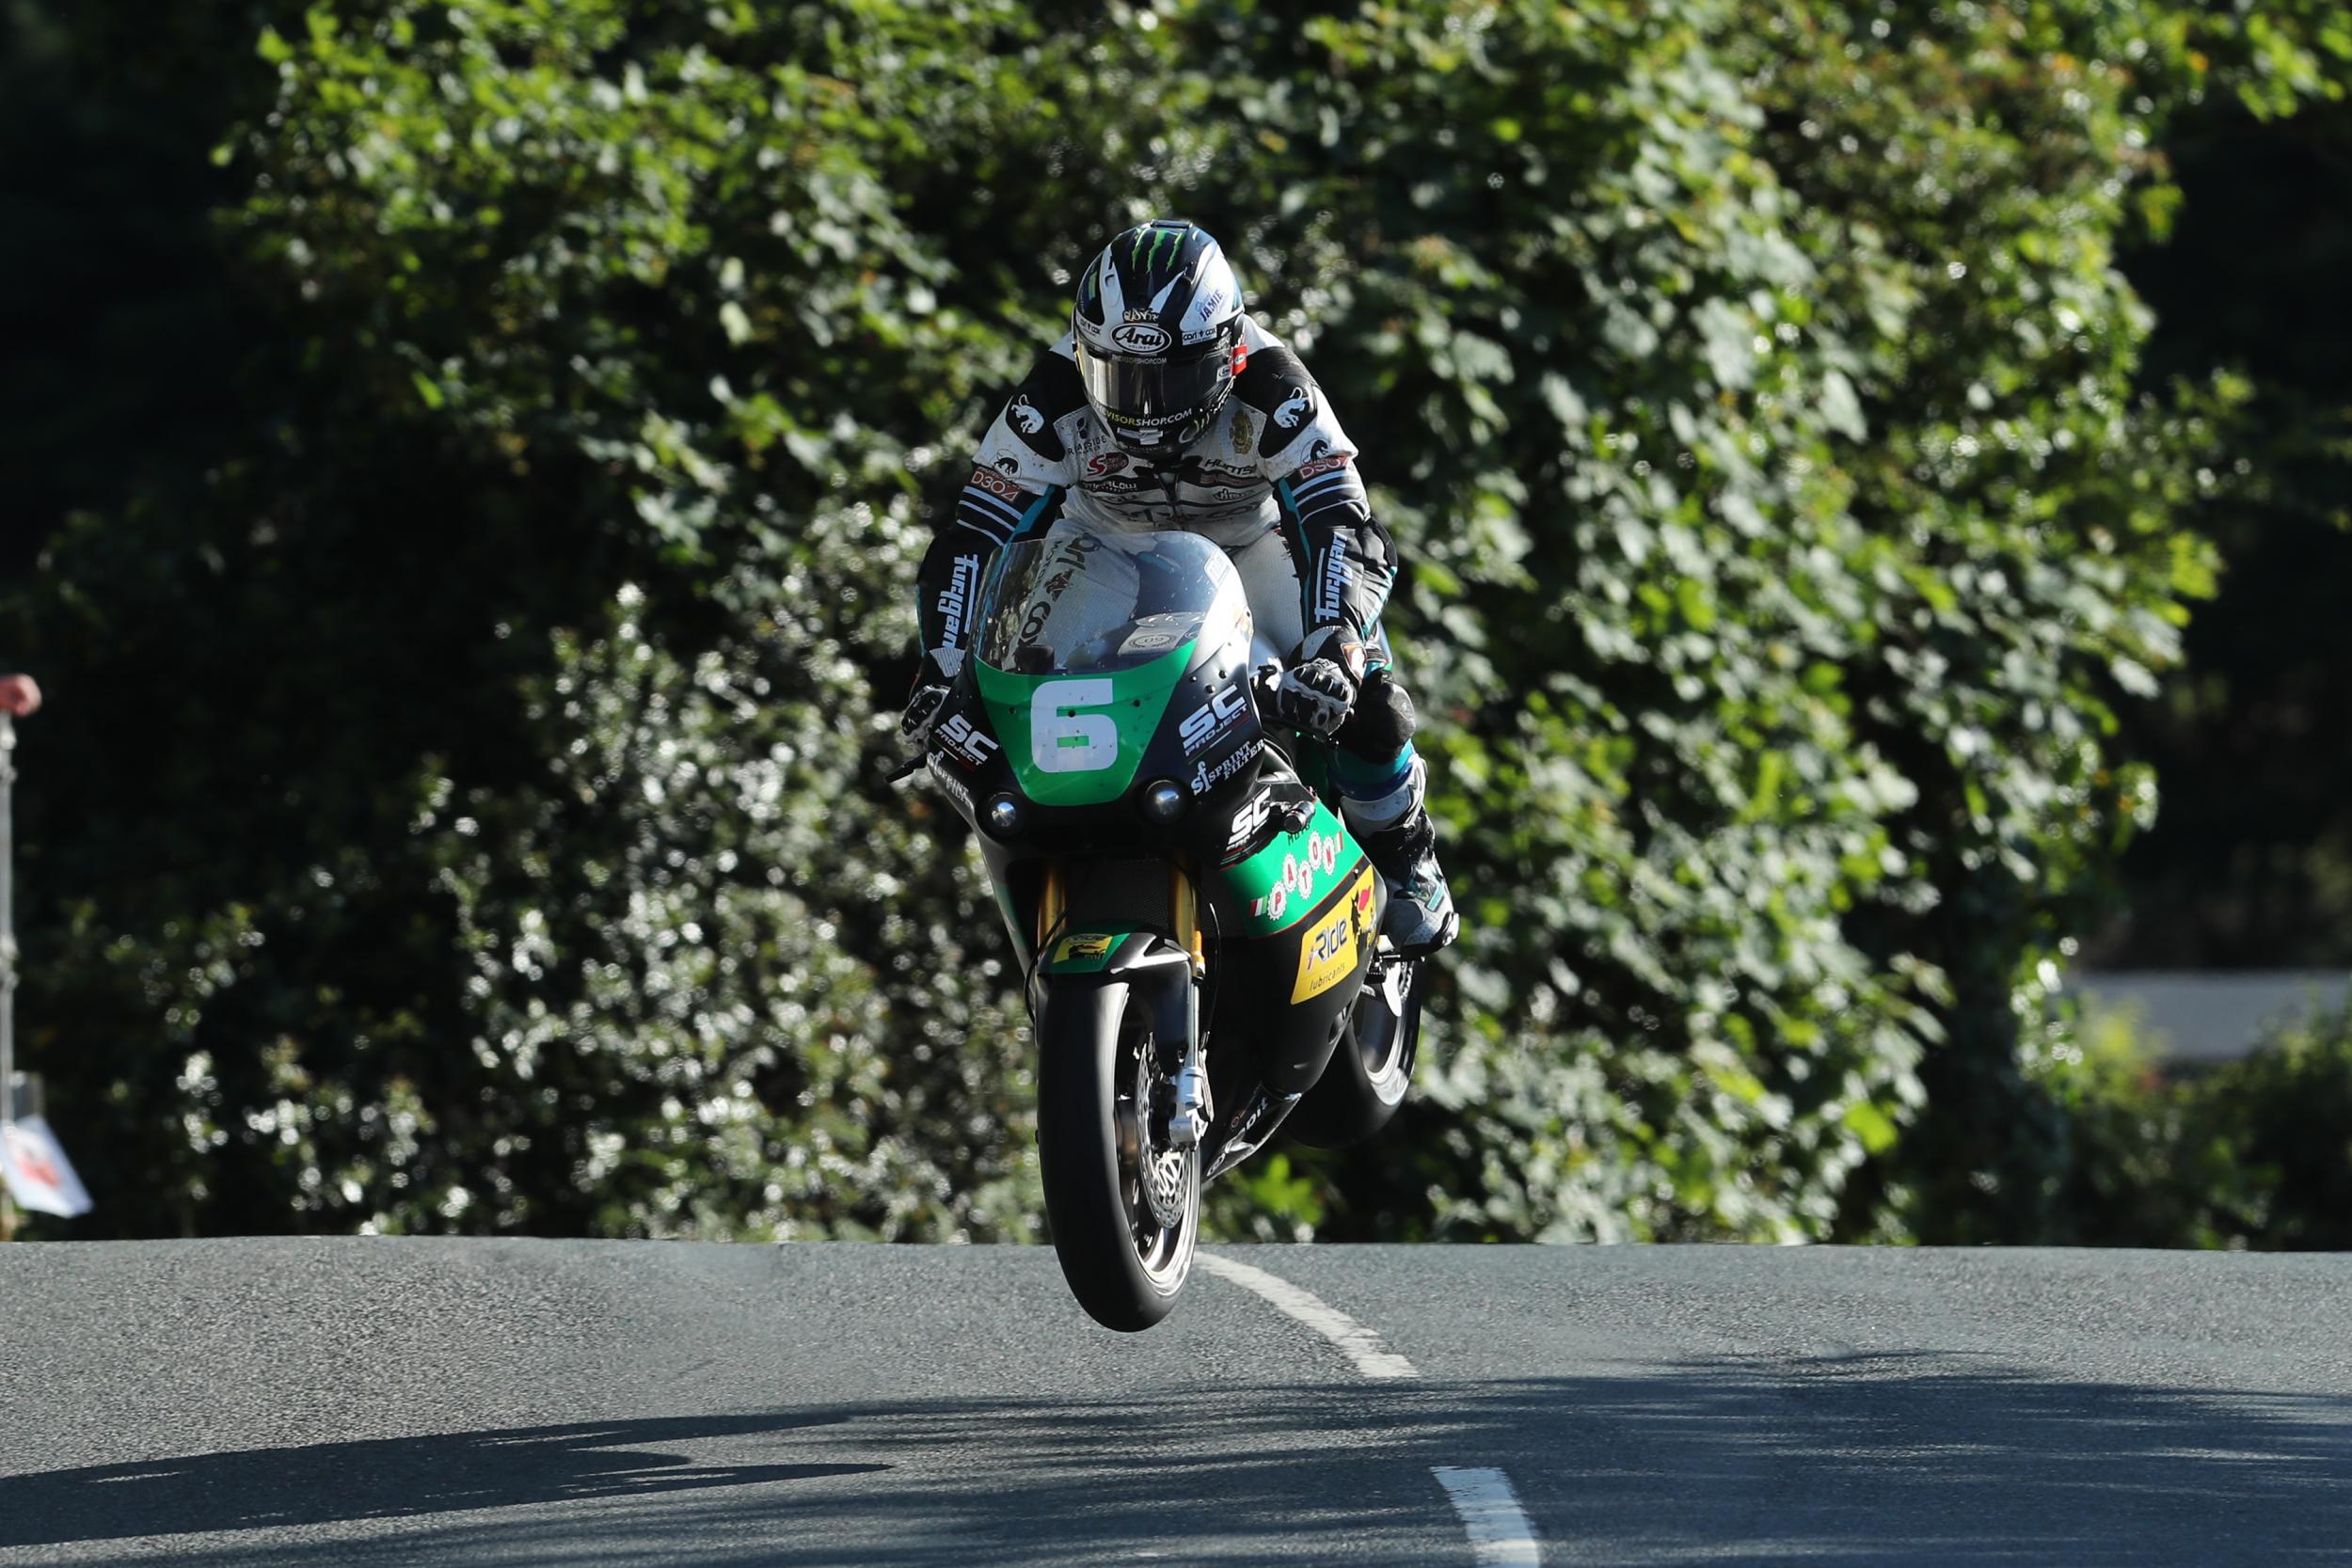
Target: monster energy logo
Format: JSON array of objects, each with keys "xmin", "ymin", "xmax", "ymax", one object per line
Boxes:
[{"xmin": 1130, "ymin": 225, "xmax": 1184, "ymax": 272}]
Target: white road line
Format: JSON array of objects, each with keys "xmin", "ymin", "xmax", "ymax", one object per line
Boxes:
[
  {"xmin": 1432, "ymin": 1466, "xmax": 1542, "ymax": 1565},
  {"xmin": 1196, "ymin": 1252, "xmax": 1420, "ymax": 1379},
  {"xmin": 1199, "ymin": 1257, "xmax": 1544, "ymax": 1560}
]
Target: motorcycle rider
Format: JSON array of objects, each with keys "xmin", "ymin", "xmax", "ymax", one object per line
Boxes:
[{"xmin": 903, "ymin": 219, "xmax": 1457, "ymax": 957}]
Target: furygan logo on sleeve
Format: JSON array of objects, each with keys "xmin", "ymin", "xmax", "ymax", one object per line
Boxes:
[
  {"xmin": 1311, "ymin": 540, "xmax": 1354, "ymax": 628},
  {"xmin": 935, "ymin": 555, "xmax": 979, "ymax": 646}
]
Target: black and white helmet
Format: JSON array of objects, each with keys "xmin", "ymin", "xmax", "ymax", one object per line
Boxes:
[{"xmin": 1071, "ymin": 219, "xmax": 1246, "ymax": 457}]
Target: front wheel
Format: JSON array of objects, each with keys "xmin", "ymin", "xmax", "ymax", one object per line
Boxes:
[{"xmin": 1036, "ymin": 981, "xmax": 1200, "ymax": 1331}]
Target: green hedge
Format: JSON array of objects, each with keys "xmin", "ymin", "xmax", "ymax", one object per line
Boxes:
[
  {"xmin": 2039, "ymin": 995, "xmax": 2352, "ymax": 1249},
  {"xmin": 4, "ymin": 1, "xmax": 2346, "ymax": 1243}
]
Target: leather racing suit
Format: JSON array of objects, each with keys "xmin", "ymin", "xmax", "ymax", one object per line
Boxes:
[{"xmin": 914, "ymin": 316, "xmax": 1451, "ymax": 950}]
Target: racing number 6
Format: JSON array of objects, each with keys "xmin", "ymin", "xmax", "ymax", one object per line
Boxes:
[{"xmin": 1032, "ymin": 679, "xmax": 1119, "ymax": 773}]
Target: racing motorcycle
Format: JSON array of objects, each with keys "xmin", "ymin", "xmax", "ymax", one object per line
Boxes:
[{"xmin": 905, "ymin": 526, "xmax": 1428, "ymax": 1332}]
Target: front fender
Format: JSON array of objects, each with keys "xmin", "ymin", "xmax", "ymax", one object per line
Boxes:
[{"xmin": 1032, "ymin": 931, "xmax": 1196, "ymax": 1056}]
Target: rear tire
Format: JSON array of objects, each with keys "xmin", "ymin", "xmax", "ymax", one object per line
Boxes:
[
  {"xmin": 1285, "ymin": 952, "xmax": 1425, "ymax": 1150},
  {"xmin": 1036, "ymin": 981, "xmax": 1199, "ymax": 1331}
]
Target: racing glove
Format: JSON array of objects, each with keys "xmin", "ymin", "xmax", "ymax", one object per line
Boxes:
[
  {"xmin": 1264, "ymin": 626, "xmax": 1365, "ymax": 736},
  {"xmin": 899, "ymin": 646, "xmax": 965, "ymax": 745}
]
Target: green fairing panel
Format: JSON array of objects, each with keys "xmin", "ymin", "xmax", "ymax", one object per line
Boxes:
[
  {"xmin": 1211, "ymin": 800, "xmax": 1367, "ymax": 937},
  {"xmin": 976, "ymin": 638, "xmax": 1196, "ymax": 806}
]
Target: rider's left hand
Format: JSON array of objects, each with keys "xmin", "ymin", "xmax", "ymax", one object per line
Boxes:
[{"xmin": 1265, "ymin": 628, "xmax": 1364, "ymax": 736}]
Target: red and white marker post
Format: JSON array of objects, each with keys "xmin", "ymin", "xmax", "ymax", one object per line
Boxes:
[{"xmin": 0, "ymin": 709, "xmax": 92, "ymax": 1234}]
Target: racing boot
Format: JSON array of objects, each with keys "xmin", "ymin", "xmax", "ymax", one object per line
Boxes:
[
  {"xmin": 1359, "ymin": 801, "xmax": 1459, "ymax": 958},
  {"xmin": 1340, "ymin": 751, "xmax": 1456, "ymax": 958}
]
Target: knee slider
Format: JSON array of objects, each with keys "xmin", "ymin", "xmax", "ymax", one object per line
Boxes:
[{"xmin": 1337, "ymin": 666, "xmax": 1416, "ymax": 764}]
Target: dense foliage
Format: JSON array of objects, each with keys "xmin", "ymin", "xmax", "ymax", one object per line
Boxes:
[
  {"xmin": 3, "ymin": 0, "xmax": 2345, "ymax": 1245},
  {"xmin": 2106, "ymin": 53, "xmax": 2352, "ymax": 970},
  {"xmin": 2037, "ymin": 992, "xmax": 2352, "ymax": 1250}
]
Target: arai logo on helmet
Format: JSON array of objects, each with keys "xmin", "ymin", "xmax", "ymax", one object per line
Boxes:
[{"xmin": 1109, "ymin": 322, "xmax": 1172, "ymax": 355}]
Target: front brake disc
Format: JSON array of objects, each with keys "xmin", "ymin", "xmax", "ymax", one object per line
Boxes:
[
  {"xmin": 1141, "ymin": 1146, "xmax": 1190, "ymax": 1229},
  {"xmin": 1134, "ymin": 1043, "xmax": 1192, "ymax": 1229}
]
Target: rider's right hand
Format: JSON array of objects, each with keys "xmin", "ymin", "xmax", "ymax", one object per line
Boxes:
[{"xmin": 898, "ymin": 647, "xmax": 963, "ymax": 745}]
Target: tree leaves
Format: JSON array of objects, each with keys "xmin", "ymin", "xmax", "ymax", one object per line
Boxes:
[{"xmin": 5, "ymin": 0, "xmax": 2333, "ymax": 1245}]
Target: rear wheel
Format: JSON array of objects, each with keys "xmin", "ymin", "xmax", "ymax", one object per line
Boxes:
[
  {"xmin": 1285, "ymin": 948, "xmax": 1425, "ymax": 1149},
  {"xmin": 1037, "ymin": 981, "xmax": 1200, "ymax": 1331}
]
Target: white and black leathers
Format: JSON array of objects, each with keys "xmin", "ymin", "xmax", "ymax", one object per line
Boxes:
[
  {"xmin": 916, "ymin": 317, "xmax": 1398, "ymax": 669},
  {"xmin": 910, "ymin": 310, "xmax": 1462, "ymax": 957}
]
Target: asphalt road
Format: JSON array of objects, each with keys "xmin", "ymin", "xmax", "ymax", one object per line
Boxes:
[{"xmin": 2, "ymin": 1241, "xmax": 2347, "ymax": 1565}]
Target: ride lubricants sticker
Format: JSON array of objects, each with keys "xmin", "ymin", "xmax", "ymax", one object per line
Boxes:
[
  {"xmin": 1056, "ymin": 933, "xmax": 1115, "ymax": 962},
  {"xmin": 1292, "ymin": 866, "xmax": 1375, "ymax": 1004}
]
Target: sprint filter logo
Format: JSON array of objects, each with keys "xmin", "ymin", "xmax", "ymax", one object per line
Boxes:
[{"xmin": 1291, "ymin": 866, "xmax": 1375, "ymax": 1003}]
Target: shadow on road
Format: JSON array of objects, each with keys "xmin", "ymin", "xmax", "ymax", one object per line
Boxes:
[
  {"xmin": 10, "ymin": 1357, "xmax": 2350, "ymax": 1564},
  {"xmin": 0, "ymin": 1413, "xmax": 884, "ymax": 1554}
]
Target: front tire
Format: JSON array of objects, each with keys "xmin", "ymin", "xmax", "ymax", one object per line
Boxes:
[{"xmin": 1037, "ymin": 981, "xmax": 1200, "ymax": 1331}]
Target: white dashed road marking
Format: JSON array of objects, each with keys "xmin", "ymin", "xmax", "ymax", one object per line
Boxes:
[
  {"xmin": 1197, "ymin": 1251, "xmax": 1420, "ymax": 1379},
  {"xmin": 1202, "ymin": 1252, "xmax": 1544, "ymax": 1563},
  {"xmin": 1432, "ymin": 1466, "xmax": 1543, "ymax": 1566}
]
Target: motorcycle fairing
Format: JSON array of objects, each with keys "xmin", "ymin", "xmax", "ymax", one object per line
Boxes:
[
  {"xmin": 975, "ymin": 636, "xmax": 1197, "ymax": 807},
  {"xmin": 1205, "ymin": 798, "xmax": 1371, "ymax": 938}
]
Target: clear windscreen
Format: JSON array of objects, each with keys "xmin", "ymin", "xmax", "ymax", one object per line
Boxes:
[{"xmin": 977, "ymin": 528, "xmax": 1247, "ymax": 675}]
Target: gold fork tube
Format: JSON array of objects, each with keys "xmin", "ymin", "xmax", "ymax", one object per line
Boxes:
[
  {"xmin": 1037, "ymin": 861, "xmax": 1067, "ymax": 951},
  {"xmin": 1171, "ymin": 863, "xmax": 1203, "ymax": 976}
]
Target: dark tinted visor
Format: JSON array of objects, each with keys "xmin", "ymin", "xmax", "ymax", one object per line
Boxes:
[{"xmin": 1073, "ymin": 339, "xmax": 1229, "ymax": 428}]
